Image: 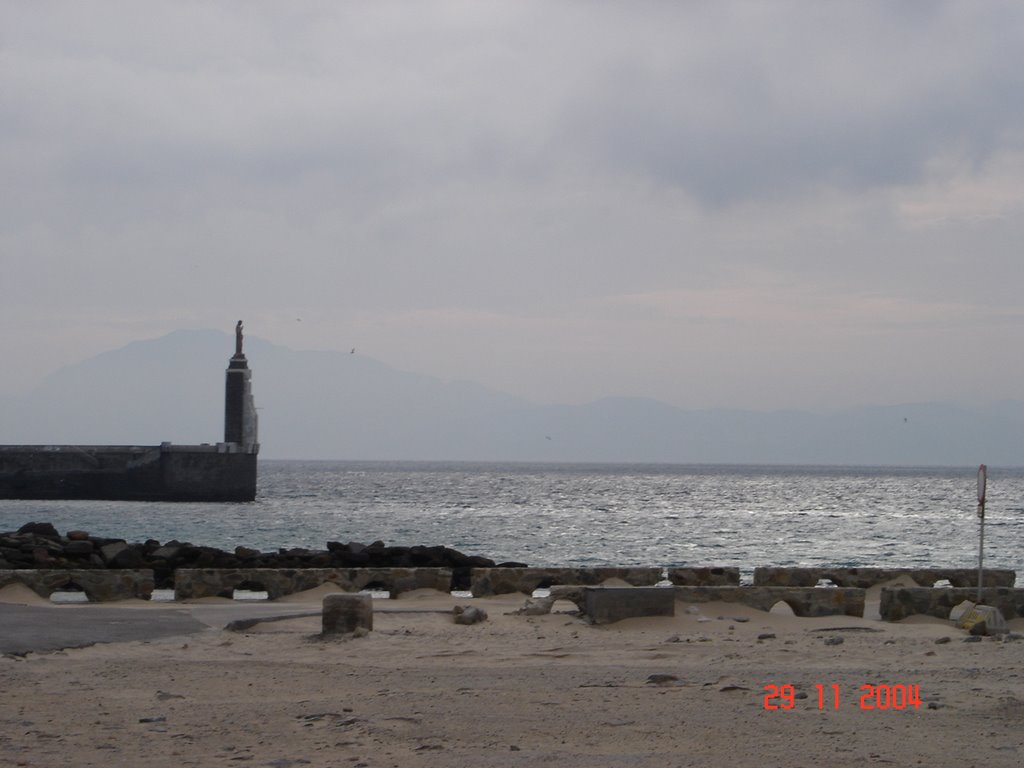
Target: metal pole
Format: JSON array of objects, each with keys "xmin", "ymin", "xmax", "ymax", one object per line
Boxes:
[
  {"xmin": 977, "ymin": 501, "xmax": 985, "ymax": 603},
  {"xmin": 977, "ymin": 464, "xmax": 987, "ymax": 604}
]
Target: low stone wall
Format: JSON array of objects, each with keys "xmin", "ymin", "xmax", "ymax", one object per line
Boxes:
[
  {"xmin": 753, "ymin": 567, "xmax": 1015, "ymax": 589},
  {"xmin": 173, "ymin": 568, "xmax": 453, "ymax": 600},
  {"xmin": 879, "ymin": 587, "xmax": 1024, "ymax": 621},
  {"xmin": 469, "ymin": 567, "xmax": 663, "ymax": 597},
  {"xmin": 666, "ymin": 567, "xmax": 739, "ymax": 586},
  {"xmin": 673, "ymin": 586, "xmax": 866, "ymax": 618},
  {"xmin": 0, "ymin": 569, "xmax": 154, "ymax": 601}
]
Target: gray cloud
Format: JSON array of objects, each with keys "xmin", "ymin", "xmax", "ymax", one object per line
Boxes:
[
  {"xmin": 2, "ymin": 1, "xmax": 1024, "ymax": 410},
  {"xmin": 564, "ymin": 2, "xmax": 1024, "ymax": 205}
]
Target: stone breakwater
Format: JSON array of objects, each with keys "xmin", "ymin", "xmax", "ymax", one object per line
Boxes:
[
  {"xmin": 0, "ymin": 522, "xmax": 519, "ymax": 591},
  {"xmin": 4, "ymin": 522, "xmax": 1020, "ymax": 624}
]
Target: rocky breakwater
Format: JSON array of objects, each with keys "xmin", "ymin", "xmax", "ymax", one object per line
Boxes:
[{"xmin": 1, "ymin": 522, "xmax": 522, "ymax": 591}]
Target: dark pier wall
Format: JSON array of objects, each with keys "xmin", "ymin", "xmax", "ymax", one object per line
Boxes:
[
  {"xmin": 160, "ymin": 446, "xmax": 257, "ymax": 501},
  {"xmin": 0, "ymin": 445, "xmax": 256, "ymax": 502}
]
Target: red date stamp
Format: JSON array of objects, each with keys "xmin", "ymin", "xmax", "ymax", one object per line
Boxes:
[{"xmin": 763, "ymin": 683, "xmax": 921, "ymax": 710}]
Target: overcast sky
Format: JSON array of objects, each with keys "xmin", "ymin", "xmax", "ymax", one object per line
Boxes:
[{"xmin": 3, "ymin": 1, "xmax": 1023, "ymax": 411}]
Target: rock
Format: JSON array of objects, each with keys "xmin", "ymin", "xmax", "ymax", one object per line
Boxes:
[
  {"xmin": 327, "ymin": 541, "xmax": 367, "ymax": 554},
  {"xmin": 150, "ymin": 545, "xmax": 182, "ymax": 561},
  {"xmin": 934, "ymin": 636, "xmax": 951, "ymax": 644},
  {"xmin": 334, "ymin": 550, "xmax": 370, "ymax": 567},
  {"xmin": 18, "ymin": 522, "xmax": 60, "ymax": 540},
  {"xmin": 967, "ymin": 605, "xmax": 1008, "ymax": 635},
  {"xmin": 4, "ymin": 549, "xmax": 33, "ymax": 567},
  {"xmin": 107, "ymin": 544, "xmax": 145, "ymax": 569},
  {"xmin": 513, "ymin": 597, "xmax": 555, "ymax": 616},
  {"xmin": 409, "ymin": 545, "xmax": 448, "ymax": 567},
  {"xmin": 63, "ymin": 540, "xmax": 94, "ymax": 556},
  {"xmin": 453, "ymin": 605, "xmax": 488, "ymax": 625},
  {"xmin": 66, "ymin": 530, "xmax": 90, "ymax": 541},
  {"xmin": 194, "ymin": 548, "xmax": 217, "ymax": 567},
  {"xmin": 646, "ymin": 674, "xmax": 679, "ymax": 686},
  {"xmin": 99, "ymin": 541, "xmax": 129, "ymax": 564},
  {"xmin": 824, "ymin": 637, "xmax": 844, "ymax": 646},
  {"xmin": 757, "ymin": 633, "xmax": 776, "ymax": 640}
]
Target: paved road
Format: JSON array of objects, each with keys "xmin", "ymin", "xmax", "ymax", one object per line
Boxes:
[{"xmin": 0, "ymin": 602, "xmax": 322, "ymax": 655}]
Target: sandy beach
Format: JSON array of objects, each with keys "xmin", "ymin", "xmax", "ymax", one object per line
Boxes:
[{"xmin": 2, "ymin": 583, "xmax": 1024, "ymax": 768}]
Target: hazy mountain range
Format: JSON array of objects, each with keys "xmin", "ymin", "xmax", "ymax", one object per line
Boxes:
[{"xmin": 1, "ymin": 329, "xmax": 1021, "ymax": 466}]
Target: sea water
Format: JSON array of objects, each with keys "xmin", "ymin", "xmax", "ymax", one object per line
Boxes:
[{"xmin": 2, "ymin": 461, "xmax": 1021, "ymax": 580}]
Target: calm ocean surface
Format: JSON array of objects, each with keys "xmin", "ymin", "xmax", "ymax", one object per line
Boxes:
[{"xmin": 2, "ymin": 461, "xmax": 1021, "ymax": 580}]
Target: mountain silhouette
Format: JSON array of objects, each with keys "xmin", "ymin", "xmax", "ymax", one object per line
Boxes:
[{"xmin": 1, "ymin": 329, "xmax": 1021, "ymax": 465}]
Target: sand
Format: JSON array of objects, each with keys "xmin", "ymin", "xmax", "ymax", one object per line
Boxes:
[{"xmin": 3, "ymin": 589, "xmax": 1024, "ymax": 767}]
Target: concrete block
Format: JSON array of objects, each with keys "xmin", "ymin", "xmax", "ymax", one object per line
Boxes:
[
  {"xmin": 583, "ymin": 586, "xmax": 675, "ymax": 624},
  {"xmin": 322, "ymin": 593, "xmax": 373, "ymax": 635}
]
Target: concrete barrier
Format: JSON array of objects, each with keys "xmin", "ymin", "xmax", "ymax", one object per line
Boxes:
[
  {"xmin": 673, "ymin": 586, "xmax": 866, "ymax": 617},
  {"xmin": 322, "ymin": 593, "xmax": 373, "ymax": 635},
  {"xmin": 666, "ymin": 567, "xmax": 740, "ymax": 586},
  {"xmin": 173, "ymin": 567, "xmax": 452, "ymax": 600},
  {"xmin": 584, "ymin": 587, "xmax": 675, "ymax": 624},
  {"xmin": 753, "ymin": 566, "xmax": 1015, "ymax": 589},
  {"xmin": 469, "ymin": 567, "xmax": 663, "ymax": 597},
  {"xmin": 879, "ymin": 587, "xmax": 1024, "ymax": 621},
  {"xmin": 0, "ymin": 569, "xmax": 154, "ymax": 601},
  {"xmin": 518, "ymin": 585, "xmax": 675, "ymax": 624}
]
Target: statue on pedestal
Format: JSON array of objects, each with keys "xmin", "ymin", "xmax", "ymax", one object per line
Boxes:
[{"xmin": 235, "ymin": 320, "xmax": 244, "ymax": 356}]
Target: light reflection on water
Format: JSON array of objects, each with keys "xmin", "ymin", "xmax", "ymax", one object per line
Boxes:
[{"xmin": 1, "ymin": 461, "xmax": 1021, "ymax": 577}]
